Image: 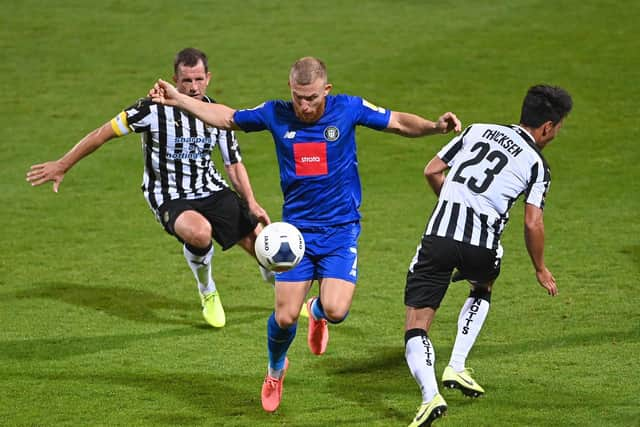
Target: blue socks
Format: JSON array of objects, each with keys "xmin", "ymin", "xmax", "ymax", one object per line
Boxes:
[
  {"xmin": 267, "ymin": 312, "xmax": 297, "ymax": 371},
  {"xmin": 310, "ymin": 297, "xmax": 326, "ymax": 320}
]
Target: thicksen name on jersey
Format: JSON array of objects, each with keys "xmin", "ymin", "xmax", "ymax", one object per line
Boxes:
[{"xmin": 482, "ymin": 128, "xmax": 523, "ymax": 157}]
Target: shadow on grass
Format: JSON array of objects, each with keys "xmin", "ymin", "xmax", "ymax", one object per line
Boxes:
[
  {"xmin": 10, "ymin": 282, "xmax": 268, "ymax": 326},
  {"xmin": 317, "ymin": 324, "xmax": 640, "ymax": 423},
  {"xmin": 0, "ymin": 327, "xmax": 204, "ymax": 361},
  {"xmin": 620, "ymin": 244, "xmax": 640, "ymax": 273},
  {"xmin": 2, "ymin": 367, "xmax": 277, "ymax": 425},
  {"xmin": 471, "ymin": 325, "xmax": 640, "ymax": 358},
  {"xmin": 2, "ymin": 282, "xmax": 269, "ymax": 362},
  {"xmin": 319, "ymin": 346, "xmax": 412, "ymax": 424},
  {"xmin": 12, "ymin": 282, "xmax": 195, "ymax": 325}
]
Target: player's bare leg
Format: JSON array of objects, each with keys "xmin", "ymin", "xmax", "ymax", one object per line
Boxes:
[
  {"xmin": 274, "ymin": 280, "xmax": 313, "ymax": 327},
  {"xmin": 317, "ymin": 278, "xmax": 355, "ymax": 321},
  {"xmin": 236, "ymin": 222, "xmax": 263, "ymax": 257},
  {"xmin": 236, "ymin": 223, "xmax": 275, "ymax": 284},
  {"xmin": 306, "ymin": 278, "xmax": 355, "ymax": 355}
]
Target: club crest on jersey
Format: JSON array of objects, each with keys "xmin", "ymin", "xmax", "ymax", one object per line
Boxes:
[{"xmin": 324, "ymin": 126, "xmax": 340, "ymax": 141}]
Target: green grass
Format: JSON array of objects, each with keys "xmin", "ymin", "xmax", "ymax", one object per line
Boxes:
[{"xmin": 1, "ymin": 0, "xmax": 639, "ymax": 426}]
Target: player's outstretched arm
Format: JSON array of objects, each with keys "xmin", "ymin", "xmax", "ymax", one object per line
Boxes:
[
  {"xmin": 524, "ymin": 203, "xmax": 558, "ymax": 296},
  {"xmin": 149, "ymin": 79, "xmax": 240, "ymax": 130},
  {"xmin": 385, "ymin": 111, "xmax": 462, "ymax": 137},
  {"xmin": 26, "ymin": 122, "xmax": 117, "ymax": 192}
]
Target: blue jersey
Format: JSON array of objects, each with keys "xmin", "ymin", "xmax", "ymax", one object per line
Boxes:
[{"xmin": 233, "ymin": 94, "xmax": 391, "ymax": 227}]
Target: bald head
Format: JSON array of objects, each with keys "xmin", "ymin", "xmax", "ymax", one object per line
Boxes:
[{"xmin": 289, "ymin": 57, "xmax": 328, "ymax": 85}]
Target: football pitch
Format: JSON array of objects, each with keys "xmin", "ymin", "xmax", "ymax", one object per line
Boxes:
[{"xmin": 1, "ymin": 1, "xmax": 638, "ymax": 426}]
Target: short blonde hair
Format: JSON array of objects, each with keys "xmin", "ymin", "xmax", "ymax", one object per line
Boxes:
[{"xmin": 289, "ymin": 57, "xmax": 327, "ymax": 85}]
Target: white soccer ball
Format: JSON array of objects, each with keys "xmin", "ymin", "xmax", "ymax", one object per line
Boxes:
[{"xmin": 254, "ymin": 222, "xmax": 305, "ymax": 272}]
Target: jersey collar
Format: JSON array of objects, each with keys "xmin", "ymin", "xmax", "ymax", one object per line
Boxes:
[{"xmin": 510, "ymin": 124, "xmax": 538, "ymax": 146}]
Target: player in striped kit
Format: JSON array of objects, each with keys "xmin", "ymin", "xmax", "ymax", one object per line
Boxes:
[
  {"xmin": 149, "ymin": 56, "xmax": 461, "ymax": 413},
  {"xmin": 404, "ymin": 85, "xmax": 572, "ymax": 426},
  {"xmin": 26, "ymin": 48, "xmax": 271, "ymax": 329}
]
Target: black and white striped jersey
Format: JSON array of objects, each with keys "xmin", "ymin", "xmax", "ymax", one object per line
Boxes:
[
  {"xmin": 426, "ymin": 124, "xmax": 550, "ymax": 252},
  {"xmin": 109, "ymin": 96, "xmax": 241, "ymax": 216}
]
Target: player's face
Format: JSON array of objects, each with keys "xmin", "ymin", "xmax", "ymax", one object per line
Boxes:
[
  {"xmin": 173, "ymin": 60, "xmax": 211, "ymax": 100},
  {"xmin": 289, "ymin": 78, "xmax": 332, "ymax": 123}
]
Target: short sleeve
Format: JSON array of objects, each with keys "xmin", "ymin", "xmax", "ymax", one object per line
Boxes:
[
  {"xmin": 438, "ymin": 126, "xmax": 472, "ymax": 166},
  {"xmin": 110, "ymin": 98, "xmax": 153, "ymax": 136},
  {"xmin": 233, "ymin": 101, "xmax": 272, "ymax": 132},
  {"xmin": 353, "ymin": 96, "xmax": 391, "ymax": 130},
  {"xmin": 524, "ymin": 161, "xmax": 551, "ymax": 209},
  {"xmin": 218, "ymin": 129, "xmax": 242, "ymax": 166}
]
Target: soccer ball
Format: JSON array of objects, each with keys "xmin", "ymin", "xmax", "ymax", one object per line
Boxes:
[{"xmin": 254, "ymin": 222, "xmax": 305, "ymax": 272}]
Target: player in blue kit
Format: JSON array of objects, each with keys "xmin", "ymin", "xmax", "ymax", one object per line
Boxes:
[{"xmin": 149, "ymin": 56, "xmax": 462, "ymax": 412}]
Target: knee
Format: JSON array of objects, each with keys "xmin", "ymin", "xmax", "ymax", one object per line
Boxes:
[
  {"xmin": 174, "ymin": 211, "xmax": 212, "ymax": 248},
  {"xmin": 275, "ymin": 310, "xmax": 298, "ymax": 328},
  {"xmin": 470, "ymin": 285, "xmax": 492, "ymax": 303},
  {"xmin": 323, "ymin": 304, "xmax": 349, "ymax": 324},
  {"xmin": 182, "ymin": 222, "xmax": 212, "ymax": 248}
]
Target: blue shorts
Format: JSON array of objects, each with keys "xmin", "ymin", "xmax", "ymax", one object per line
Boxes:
[{"xmin": 276, "ymin": 222, "xmax": 360, "ymax": 284}]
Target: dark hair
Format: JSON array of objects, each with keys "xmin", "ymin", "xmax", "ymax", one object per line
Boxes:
[
  {"xmin": 520, "ymin": 85, "xmax": 573, "ymax": 128},
  {"xmin": 174, "ymin": 48, "xmax": 208, "ymax": 74}
]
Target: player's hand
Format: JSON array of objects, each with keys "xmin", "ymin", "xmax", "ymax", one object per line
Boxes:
[
  {"xmin": 535, "ymin": 267, "xmax": 558, "ymax": 296},
  {"xmin": 26, "ymin": 161, "xmax": 65, "ymax": 192},
  {"xmin": 436, "ymin": 112, "xmax": 462, "ymax": 134},
  {"xmin": 249, "ymin": 201, "xmax": 271, "ymax": 226},
  {"xmin": 149, "ymin": 79, "xmax": 180, "ymax": 106}
]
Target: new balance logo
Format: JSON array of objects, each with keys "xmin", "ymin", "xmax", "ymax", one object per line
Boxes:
[{"xmin": 284, "ymin": 131, "xmax": 296, "ymax": 139}]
